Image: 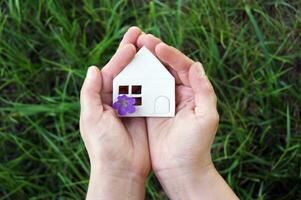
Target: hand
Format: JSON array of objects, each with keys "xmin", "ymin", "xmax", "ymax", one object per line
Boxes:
[
  {"xmin": 136, "ymin": 33, "xmax": 238, "ymax": 199},
  {"xmin": 80, "ymin": 27, "xmax": 150, "ymax": 200},
  {"xmin": 136, "ymin": 32, "xmax": 218, "ymax": 179}
]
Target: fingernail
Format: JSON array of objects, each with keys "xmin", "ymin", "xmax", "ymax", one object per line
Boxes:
[
  {"xmin": 86, "ymin": 66, "xmax": 97, "ymax": 80},
  {"xmin": 195, "ymin": 62, "xmax": 206, "ymax": 77},
  {"xmin": 129, "ymin": 26, "xmax": 139, "ymax": 31}
]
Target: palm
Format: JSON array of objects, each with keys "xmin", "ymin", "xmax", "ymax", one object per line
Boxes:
[{"xmin": 89, "ymin": 110, "xmax": 148, "ymax": 174}]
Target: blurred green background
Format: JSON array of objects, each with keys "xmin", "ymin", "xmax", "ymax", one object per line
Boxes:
[{"xmin": 0, "ymin": 0, "xmax": 300, "ymax": 199}]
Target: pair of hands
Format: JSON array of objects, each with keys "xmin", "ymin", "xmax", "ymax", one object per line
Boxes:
[{"xmin": 80, "ymin": 27, "xmax": 237, "ymax": 200}]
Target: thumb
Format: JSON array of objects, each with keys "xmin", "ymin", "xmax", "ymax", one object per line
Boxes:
[
  {"xmin": 189, "ymin": 62, "xmax": 218, "ymax": 119},
  {"xmin": 80, "ymin": 66, "xmax": 103, "ymax": 120}
]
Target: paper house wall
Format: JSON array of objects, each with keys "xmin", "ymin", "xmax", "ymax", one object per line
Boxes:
[{"xmin": 113, "ymin": 46, "xmax": 175, "ymax": 117}]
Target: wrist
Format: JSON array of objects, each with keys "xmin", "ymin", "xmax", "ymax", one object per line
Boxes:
[
  {"xmin": 87, "ymin": 166, "xmax": 147, "ymax": 200},
  {"xmin": 155, "ymin": 161, "xmax": 215, "ymax": 200},
  {"xmin": 155, "ymin": 162, "xmax": 238, "ymax": 200}
]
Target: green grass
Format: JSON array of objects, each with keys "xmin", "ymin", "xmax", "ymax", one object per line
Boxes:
[{"xmin": 1, "ymin": 0, "xmax": 301, "ymax": 199}]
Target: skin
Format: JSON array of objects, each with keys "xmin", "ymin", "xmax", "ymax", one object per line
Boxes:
[
  {"xmin": 80, "ymin": 27, "xmax": 149, "ymax": 200},
  {"xmin": 136, "ymin": 32, "xmax": 239, "ymax": 200},
  {"xmin": 80, "ymin": 27, "xmax": 239, "ymax": 200}
]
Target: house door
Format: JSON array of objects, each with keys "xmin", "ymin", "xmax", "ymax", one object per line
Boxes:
[{"xmin": 154, "ymin": 96, "xmax": 170, "ymax": 114}]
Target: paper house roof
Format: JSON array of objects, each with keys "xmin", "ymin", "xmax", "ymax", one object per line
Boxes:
[{"xmin": 114, "ymin": 46, "xmax": 174, "ymax": 80}]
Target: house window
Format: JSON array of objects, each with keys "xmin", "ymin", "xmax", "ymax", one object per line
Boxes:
[
  {"xmin": 131, "ymin": 85, "xmax": 141, "ymax": 94},
  {"xmin": 134, "ymin": 97, "xmax": 142, "ymax": 106},
  {"xmin": 119, "ymin": 86, "xmax": 129, "ymax": 94},
  {"xmin": 118, "ymin": 85, "xmax": 142, "ymax": 106},
  {"xmin": 131, "ymin": 85, "xmax": 142, "ymax": 106}
]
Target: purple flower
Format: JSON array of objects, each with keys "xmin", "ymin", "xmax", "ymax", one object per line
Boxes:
[{"xmin": 113, "ymin": 95, "xmax": 136, "ymax": 116}]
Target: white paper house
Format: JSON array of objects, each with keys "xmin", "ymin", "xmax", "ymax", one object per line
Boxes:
[{"xmin": 113, "ymin": 46, "xmax": 175, "ymax": 117}]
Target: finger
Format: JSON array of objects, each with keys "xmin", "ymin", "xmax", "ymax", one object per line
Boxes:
[
  {"xmin": 189, "ymin": 62, "xmax": 217, "ymax": 117},
  {"xmin": 101, "ymin": 92, "xmax": 113, "ymax": 106},
  {"xmin": 156, "ymin": 42, "xmax": 194, "ymax": 86},
  {"xmin": 102, "ymin": 44, "xmax": 136, "ymax": 92},
  {"xmin": 119, "ymin": 26, "xmax": 141, "ymax": 48},
  {"xmin": 80, "ymin": 66, "xmax": 103, "ymax": 118},
  {"xmin": 103, "ymin": 104, "xmax": 117, "ymax": 115},
  {"xmin": 169, "ymin": 67, "xmax": 182, "ymax": 85},
  {"xmin": 137, "ymin": 33, "xmax": 161, "ymax": 53},
  {"xmin": 175, "ymin": 85, "xmax": 194, "ymax": 108}
]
